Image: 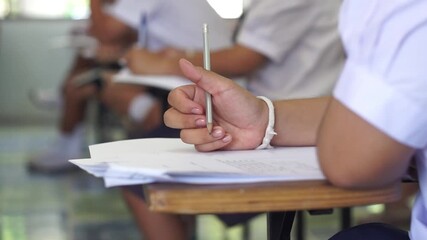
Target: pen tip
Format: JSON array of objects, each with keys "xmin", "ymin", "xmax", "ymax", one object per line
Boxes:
[{"xmin": 207, "ymin": 123, "xmax": 213, "ymax": 134}]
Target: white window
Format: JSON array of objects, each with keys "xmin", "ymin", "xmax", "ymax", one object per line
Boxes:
[
  {"xmin": 207, "ymin": 0, "xmax": 248, "ymax": 19},
  {"xmin": 1, "ymin": 0, "xmax": 89, "ymax": 19},
  {"xmin": 0, "ymin": 0, "xmax": 9, "ymax": 18}
]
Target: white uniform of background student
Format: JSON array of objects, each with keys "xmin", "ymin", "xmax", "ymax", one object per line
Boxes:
[
  {"xmin": 115, "ymin": 0, "xmax": 344, "ymax": 102},
  {"xmin": 332, "ymin": 0, "xmax": 427, "ymax": 239},
  {"xmin": 239, "ymin": 0, "xmax": 344, "ymax": 100},
  {"xmin": 105, "ymin": 0, "xmax": 237, "ymax": 50}
]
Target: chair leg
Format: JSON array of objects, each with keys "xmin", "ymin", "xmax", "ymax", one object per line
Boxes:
[
  {"xmin": 242, "ymin": 221, "xmax": 250, "ymax": 240},
  {"xmin": 340, "ymin": 207, "xmax": 352, "ymax": 230},
  {"xmin": 267, "ymin": 211, "xmax": 296, "ymax": 240},
  {"xmin": 296, "ymin": 211, "xmax": 304, "ymax": 240}
]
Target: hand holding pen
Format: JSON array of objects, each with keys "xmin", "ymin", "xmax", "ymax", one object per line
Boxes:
[{"xmin": 164, "ymin": 59, "xmax": 269, "ymax": 152}]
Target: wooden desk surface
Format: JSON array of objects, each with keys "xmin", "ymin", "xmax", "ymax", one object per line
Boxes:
[{"xmin": 144, "ymin": 180, "xmax": 401, "ymax": 214}]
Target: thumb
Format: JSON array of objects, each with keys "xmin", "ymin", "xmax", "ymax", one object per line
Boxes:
[{"xmin": 178, "ymin": 58, "xmax": 234, "ymax": 95}]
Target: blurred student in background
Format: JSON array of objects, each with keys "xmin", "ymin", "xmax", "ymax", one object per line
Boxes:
[
  {"xmin": 27, "ymin": 0, "xmax": 138, "ymax": 173},
  {"xmin": 122, "ymin": 0, "xmax": 344, "ymax": 101}
]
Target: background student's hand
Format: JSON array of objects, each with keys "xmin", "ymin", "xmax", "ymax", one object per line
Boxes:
[
  {"xmin": 94, "ymin": 43, "xmax": 127, "ymax": 64},
  {"xmin": 123, "ymin": 47, "xmax": 180, "ymax": 75},
  {"xmin": 164, "ymin": 59, "xmax": 269, "ymax": 152}
]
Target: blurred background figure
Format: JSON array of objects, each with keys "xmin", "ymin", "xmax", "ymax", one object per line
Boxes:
[
  {"xmin": 123, "ymin": 0, "xmax": 345, "ymax": 102},
  {"xmin": 27, "ymin": 0, "xmax": 138, "ymax": 173}
]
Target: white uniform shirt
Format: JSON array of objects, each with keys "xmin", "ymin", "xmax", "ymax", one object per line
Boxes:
[
  {"xmin": 104, "ymin": 0, "xmax": 237, "ymax": 51},
  {"xmin": 238, "ymin": 0, "xmax": 344, "ymax": 100},
  {"xmin": 334, "ymin": 1, "xmax": 427, "ymax": 239}
]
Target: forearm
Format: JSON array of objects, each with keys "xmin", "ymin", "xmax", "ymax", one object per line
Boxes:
[
  {"xmin": 271, "ymin": 96, "xmax": 331, "ymax": 146},
  {"xmin": 89, "ymin": 0, "xmax": 136, "ymax": 44},
  {"xmin": 89, "ymin": 0, "xmax": 107, "ymax": 38},
  {"xmin": 317, "ymin": 98, "xmax": 415, "ymax": 189},
  {"xmin": 150, "ymin": 44, "xmax": 266, "ymax": 77},
  {"xmin": 193, "ymin": 45, "xmax": 266, "ymax": 77}
]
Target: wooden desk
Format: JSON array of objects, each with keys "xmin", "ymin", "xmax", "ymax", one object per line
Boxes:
[{"xmin": 144, "ymin": 180, "xmax": 401, "ymax": 240}]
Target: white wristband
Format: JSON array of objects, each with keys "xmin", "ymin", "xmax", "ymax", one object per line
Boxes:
[{"xmin": 255, "ymin": 96, "xmax": 277, "ymax": 150}]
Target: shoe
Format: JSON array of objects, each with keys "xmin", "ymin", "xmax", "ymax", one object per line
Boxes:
[
  {"xmin": 27, "ymin": 127, "xmax": 86, "ymax": 174},
  {"xmin": 27, "ymin": 146, "xmax": 82, "ymax": 174},
  {"xmin": 27, "ymin": 147, "xmax": 82, "ymax": 174},
  {"xmin": 28, "ymin": 88, "xmax": 62, "ymax": 110}
]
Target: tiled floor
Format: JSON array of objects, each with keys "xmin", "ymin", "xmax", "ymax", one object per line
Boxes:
[
  {"xmin": 0, "ymin": 124, "xmax": 413, "ymax": 240},
  {"xmin": 0, "ymin": 125, "xmax": 140, "ymax": 240}
]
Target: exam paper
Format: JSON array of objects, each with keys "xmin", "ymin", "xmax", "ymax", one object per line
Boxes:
[
  {"xmin": 70, "ymin": 138, "xmax": 325, "ymax": 187},
  {"xmin": 113, "ymin": 68, "xmax": 192, "ymax": 90}
]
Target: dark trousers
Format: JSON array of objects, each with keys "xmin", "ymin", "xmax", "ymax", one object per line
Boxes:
[{"xmin": 329, "ymin": 222, "xmax": 410, "ymax": 240}]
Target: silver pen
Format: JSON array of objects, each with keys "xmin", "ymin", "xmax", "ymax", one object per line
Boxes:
[{"xmin": 203, "ymin": 23, "xmax": 213, "ymax": 134}]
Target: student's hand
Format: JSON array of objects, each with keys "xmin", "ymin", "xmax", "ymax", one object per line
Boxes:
[
  {"xmin": 158, "ymin": 47, "xmax": 187, "ymax": 58},
  {"xmin": 123, "ymin": 47, "xmax": 180, "ymax": 75},
  {"xmin": 95, "ymin": 43, "xmax": 126, "ymax": 64},
  {"xmin": 164, "ymin": 59, "xmax": 269, "ymax": 152}
]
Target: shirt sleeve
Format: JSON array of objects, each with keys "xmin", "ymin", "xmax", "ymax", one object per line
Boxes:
[
  {"xmin": 237, "ymin": 0, "xmax": 313, "ymax": 62},
  {"xmin": 334, "ymin": 1, "xmax": 427, "ymax": 148},
  {"xmin": 103, "ymin": 0, "xmax": 145, "ymax": 30}
]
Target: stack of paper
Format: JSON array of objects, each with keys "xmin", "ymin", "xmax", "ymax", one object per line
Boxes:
[
  {"xmin": 113, "ymin": 68, "xmax": 192, "ymax": 90},
  {"xmin": 70, "ymin": 138, "xmax": 325, "ymax": 187}
]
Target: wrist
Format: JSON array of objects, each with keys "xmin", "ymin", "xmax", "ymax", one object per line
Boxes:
[{"xmin": 255, "ymin": 96, "xmax": 277, "ymax": 150}]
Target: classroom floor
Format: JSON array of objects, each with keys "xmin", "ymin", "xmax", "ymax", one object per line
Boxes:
[{"xmin": 0, "ymin": 124, "xmax": 413, "ymax": 240}]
